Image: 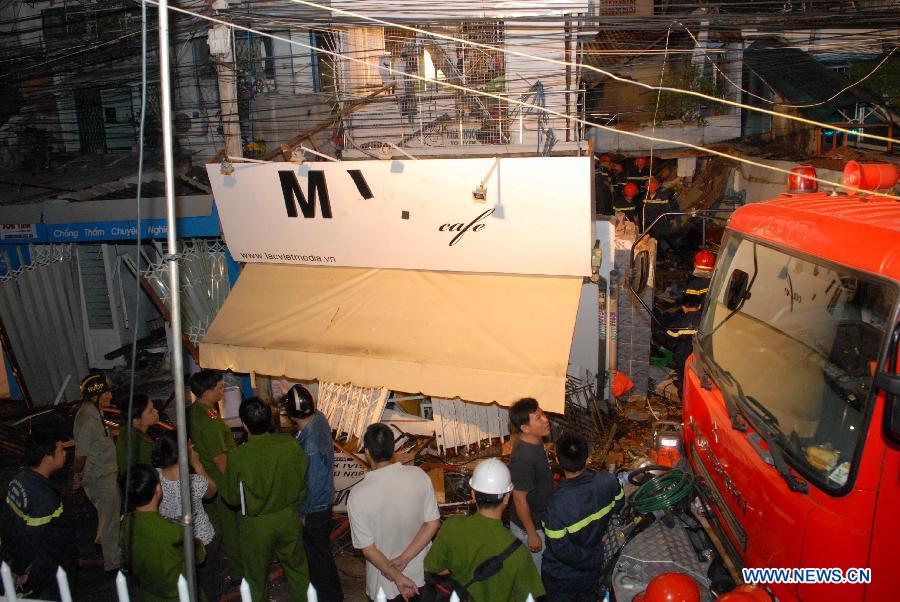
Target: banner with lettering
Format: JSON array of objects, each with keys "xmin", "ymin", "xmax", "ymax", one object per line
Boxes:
[{"xmin": 207, "ymin": 157, "xmax": 591, "ymax": 277}]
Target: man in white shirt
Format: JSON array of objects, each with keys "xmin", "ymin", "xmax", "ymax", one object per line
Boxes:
[{"xmin": 348, "ymin": 423, "xmax": 441, "ymax": 601}]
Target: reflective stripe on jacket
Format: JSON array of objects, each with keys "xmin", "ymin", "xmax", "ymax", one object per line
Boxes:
[{"xmin": 541, "ymin": 471, "xmax": 624, "ymax": 589}]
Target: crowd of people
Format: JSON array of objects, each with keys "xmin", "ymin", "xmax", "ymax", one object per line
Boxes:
[{"xmin": 2, "ymin": 372, "xmax": 627, "ymax": 602}]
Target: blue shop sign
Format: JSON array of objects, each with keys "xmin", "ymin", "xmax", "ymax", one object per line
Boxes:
[{"xmin": 18, "ymin": 214, "xmax": 220, "ymax": 244}]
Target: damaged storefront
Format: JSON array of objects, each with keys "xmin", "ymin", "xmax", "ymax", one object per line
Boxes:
[{"xmin": 201, "ymin": 157, "xmax": 620, "ymax": 487}]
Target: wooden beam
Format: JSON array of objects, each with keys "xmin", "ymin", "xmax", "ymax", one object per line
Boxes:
[
  {"xmin": 137, "ymin": 275, "xmax": 200, "ymax": 364},
  {"xmin": 261, "ymin": 83, "xmax": 395, "ymax": 162}
]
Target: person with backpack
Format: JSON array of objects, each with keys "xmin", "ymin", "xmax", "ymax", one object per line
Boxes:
[{"xmin": 423, "ymin": 459, "xmax": 544, "ymax": 602}]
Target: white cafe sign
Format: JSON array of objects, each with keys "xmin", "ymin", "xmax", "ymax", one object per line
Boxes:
[{"xmin": 207, "ymin": 156, "xmax": 592, "ymax": 277}]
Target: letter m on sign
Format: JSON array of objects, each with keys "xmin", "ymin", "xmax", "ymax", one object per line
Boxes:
[{"xmin": 278, "ymin": 170, "xmax": 332, "ymax": 218}]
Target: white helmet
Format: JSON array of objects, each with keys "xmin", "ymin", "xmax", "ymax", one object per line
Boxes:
[{"xmin": 469, "ymin": 459, "xmax": 514, "ymax": 495}]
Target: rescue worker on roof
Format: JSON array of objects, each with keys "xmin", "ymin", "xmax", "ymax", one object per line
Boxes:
[
  {"xmin": 0, "ymin": 429, "xmax": 77, "ymax": 600},
  {"xmin": 641, "ymin": 177, "xmax": 674, "ymax": 235},
  {"xmin": 594, "ymin": 154, "xmax": 615, "ymax": 216},
  {"xmin": 72, "ymin": 373, "xmax": 121, "ymax": 573},
  {"xmin": 614, "ymin": 182, "xmax": 641, "ymax": 224},
  {"xmin": 187, "ymin": 370, "xmax": 242, "ymax": 585},
  {"xmin": 541, "ymin": 433, "xmax": 624, "ymax": 602},
  {"xmin": 222, "ymin": 397, "xmax": 310, "ymax": 602},
  {"xmin": 665, "ymin": 288, "xmax": 704, "ymax": 396},
  {"xmin": 609, "ymin": 162, "xmax": 625, "ymax": 195},
  {"xmin": 686, "ymin": 250, "xmax": 716, "ymax": 305},
  {"xmin": 625, "ymin": 156, "xmax": 650, "ymax": 187},
  {"xmin": 281, "ymin": 385, "xmax": 344, "ymax": 602},
  {"xmin": 424, "ymin": 459, "xmax": 545, "ymax": 602},
  {"xmin": 116, "ymin": 393, "xmax": 159, "ymax": 477}
]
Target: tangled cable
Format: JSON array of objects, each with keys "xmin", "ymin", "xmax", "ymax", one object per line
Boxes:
[{"xmin": 632, "ymin": 469, "xmax": 696, "ymax": 514}]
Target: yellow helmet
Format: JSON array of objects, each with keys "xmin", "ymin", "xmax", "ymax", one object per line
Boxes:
[{"xmin": 80, "ymin": 374, "xmax": 110, "ymax": 398}]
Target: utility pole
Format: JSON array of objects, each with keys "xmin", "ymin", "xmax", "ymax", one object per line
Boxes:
[
  {"xmin": 208, "ymin": 8, "xmax": 242, "ymax": 158},
  {"xmin": 157, "ymin": 0, "xmax": 197, "ymax": 599}
]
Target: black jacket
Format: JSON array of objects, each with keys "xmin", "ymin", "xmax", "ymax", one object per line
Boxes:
[
  {"xmin": 665, "ymin": 310, "xmax": 702, "ymax": 387},
  {"xmin": 540, "ymin": 471, "xmax": 624, "ymax": 592},
  {"xmin": 0, "ymin": 469, "xmax": 77, "ymax": 597}
]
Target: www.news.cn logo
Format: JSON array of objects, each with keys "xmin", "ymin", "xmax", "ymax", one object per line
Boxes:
[{"xmin": 742, "ymin": 567, "xmax": 872, "ymax": 585}]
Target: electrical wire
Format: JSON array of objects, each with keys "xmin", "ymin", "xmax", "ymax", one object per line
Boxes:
[
  {"xmin": 682, "ymin": 23, "xmax": 898, "ymax": 109},
  {"xmin": 282, "ymin": 0, "xmax": 900, "ymax": 145},
  {"xmin": 121, "ymin": 0, "xmax": 149, "ymax": 566},
  {"xmin": 3, "ymin": 5, "xmax": 897, "ymax": 159},
  {"xmin": 645, "ymin": 24, "xmax": 671, "ymax": 232},
  {"xmin": 145, "ymin": 1, "xmax": 900, "ymax": 201}
]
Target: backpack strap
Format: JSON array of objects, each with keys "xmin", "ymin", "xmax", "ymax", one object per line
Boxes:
[{"xmin": 462, "ymin": 538, "xmax": 524, "ymax": 588}]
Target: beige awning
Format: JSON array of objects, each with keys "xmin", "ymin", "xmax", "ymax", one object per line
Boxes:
[{"xmin": 200, "ymin": 264, "xmax": 583, "ymax": 412}]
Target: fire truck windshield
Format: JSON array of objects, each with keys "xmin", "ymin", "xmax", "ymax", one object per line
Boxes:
[{"xmin": 698, "ymin": 232, "xmax": 897, "ymax": 491}]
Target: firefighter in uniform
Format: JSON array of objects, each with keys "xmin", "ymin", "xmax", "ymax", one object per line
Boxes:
[
  {"xmin": 188, "ymin": 370, "xmax": 242, "ymax": 584},
  {"xmin": 1, "ymin": 430, "xmax": 76, "ymax": 599},
  {"xmin": 223, "ymin": 397, "xmax": 310, "ymax": 602},
  {"xmin": 609, "ymin": 162, "xmax": 625, "ymax": 197},
  {"xmin": 625, "ymin": 156, "xmax": 650, "ymax": 188},
  {"xmin": 665, "ymin": 288, "xmax": 704, "ymax": 396},
  {"xmin": 686, "ymin": 250, "xmax": 715, "ymax": 303},
  {"xmin": 614, "ymin": 182, "xmax": 641, "ymax": 224},
  {"xmin": 72, "ymin": 374, "xmax": 121, "ymax": 572},
  {"xmin": 641, "ymin": 177, "xmax": 673, "ymax": 234},
  {"xmin": 594, "ymin": 154, "xmax": 615, "ymax": 216}
]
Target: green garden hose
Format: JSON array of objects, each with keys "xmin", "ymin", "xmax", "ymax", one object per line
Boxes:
[{"xmin": 632, "ymin": 469, "xmax": 695, "ymax": 514}]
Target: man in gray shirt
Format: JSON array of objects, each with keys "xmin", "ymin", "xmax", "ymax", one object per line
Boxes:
[{"xmin": 508, "ymin": 397, "xmax": 553, "ymax": 573}]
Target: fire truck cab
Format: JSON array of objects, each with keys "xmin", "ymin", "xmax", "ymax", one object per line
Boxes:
[{"xmin": 682, "ymin": 162, "xmax": 900, "ymax": 601}]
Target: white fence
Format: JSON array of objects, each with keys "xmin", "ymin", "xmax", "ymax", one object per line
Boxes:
[{"xmin": 1, "ymin": 562, "xmax": 537, "ymax": 602}]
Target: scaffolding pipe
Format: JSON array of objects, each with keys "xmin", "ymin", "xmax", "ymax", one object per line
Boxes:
[
  {"xmin": 157, "ymin": 1, "xmax": 197, "ymax": 599},
  {"xmin": 608, "ymin": 269, "xmax": 619, "ymax": 399}
]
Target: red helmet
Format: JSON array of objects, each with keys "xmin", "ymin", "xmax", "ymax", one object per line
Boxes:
[
  {"xmin": 623, "ymin": 182, "xmax": 639, "ymax": 199},
  {"xmin": 647, "ymin": 177, "xmax": 660, "ymax": 193},
  {"xmin": 635, "ymin": 156, "xmax": 648, "ymax": 169},
  {"xmin": 598, "ymin": 154, "xmax": 612, "ymax": 164},
  {"xmin": 694, "ymin": 250, "xmax": 715, "ymax": 272},
  {"xmin": 643, "ymin": 572, "xmax": 701, "ymax": 602}
]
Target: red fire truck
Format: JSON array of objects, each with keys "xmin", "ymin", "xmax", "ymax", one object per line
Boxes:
[{"xmin": 682, "ymin": 161, "xmax": 900, "ymax": 601}]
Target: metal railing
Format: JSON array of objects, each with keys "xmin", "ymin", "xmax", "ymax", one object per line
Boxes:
[{"xmin": 1, "ymin": 562, "xmax": 538, "ymax": 602}]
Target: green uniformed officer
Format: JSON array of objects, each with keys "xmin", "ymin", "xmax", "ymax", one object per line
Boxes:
[
  {"xmin": 187, "ymin": 370, "xmax": 242, "ymax": 583},
  {"xmin": 116, "ymin": 394, "xmax": 159, "ymax": 477},
  {"xmin": 425, "ymin": 459, "xmax": 544, "ymax": 602},
  {"xmin": 222, "ymin": 397, "xmax": 310, "ymax": 602},
  {"xmin": 122, "ymin": 464, "xmax": 189, "ymax": 602}
]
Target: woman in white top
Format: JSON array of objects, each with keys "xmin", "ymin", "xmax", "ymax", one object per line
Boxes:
[{"xmin": 152, "ymin": 433, "xmax": 219, "ymax": 600}]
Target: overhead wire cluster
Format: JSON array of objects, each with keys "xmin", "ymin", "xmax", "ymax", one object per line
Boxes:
[
  {"xmin": 142, "ymin": 0, "xmax": 900, "ymax": 199},
  {"xmin": 0, "ymin": 0, "xmax": 896, "ymax": 183}
]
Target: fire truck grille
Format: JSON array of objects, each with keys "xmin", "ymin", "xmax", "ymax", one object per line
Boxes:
[{"xmin": 691, "ymin": 445, "xmax": 748, "ymax": 551}]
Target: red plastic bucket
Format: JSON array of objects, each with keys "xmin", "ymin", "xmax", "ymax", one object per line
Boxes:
[{"xmin": 843, "ymin": 161, "xmax": 899, "ymax": 191}]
